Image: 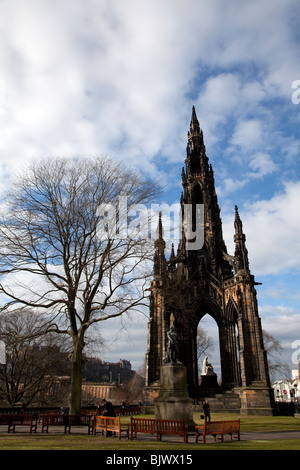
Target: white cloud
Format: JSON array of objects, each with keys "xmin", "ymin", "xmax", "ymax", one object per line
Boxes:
[
  {"xmin": 230, "ymin": 119, "xmax": 265, "ymax": 153},
  {"xmin": 0, "ymin": 0, "xmax": 299, "ymax": 181},
  {"xmin": 223, "ymin": 181, "xmax": 300, "ymax": 276},
  {"xmin": 261, "ymin": 306, "xmax": 300, "ymax": 339},
  {"xmin": 248, "ymin": 152, "xmax": 278, "ymax": 177},
  {"xmin": 0, "ymin": 0, "xmax": 299, "ymax": 374},
  {"xmin": 197, "ymin": 74, "xmax": 269, "ymax": 136}
]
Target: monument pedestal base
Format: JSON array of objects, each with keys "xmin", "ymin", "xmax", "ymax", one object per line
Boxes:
[
  {"xmin": 234, "ymin": 383, "xmax": 275, "ymax": 415},
  {"xmin": 154, "ymin": 363, "xmax": 195, "ymax": 429},
  {"xmin": 198, "ymin": 374, "xmax": 220, "ymax": 397}
]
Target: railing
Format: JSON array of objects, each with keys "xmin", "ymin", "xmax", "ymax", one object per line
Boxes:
[{"xmin": 0, "ymin": 403, "xmax": 141, "ymax": 417}]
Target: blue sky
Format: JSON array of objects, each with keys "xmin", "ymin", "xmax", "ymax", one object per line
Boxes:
[{"xmin": 0, "ymin": 0, "xmax": 300, "ymax": 378}]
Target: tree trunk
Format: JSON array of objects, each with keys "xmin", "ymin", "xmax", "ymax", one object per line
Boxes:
[{"xmin": 69, "ymin": 342, "xmax": 83, "ymax": 415}]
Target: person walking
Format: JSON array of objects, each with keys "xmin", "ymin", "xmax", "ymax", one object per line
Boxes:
[{"xmin": 203, "ymin": 400, "xmax": 211, "ymax": 422}]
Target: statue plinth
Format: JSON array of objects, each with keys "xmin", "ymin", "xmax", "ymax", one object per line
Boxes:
[
  {"xmin": 199, "ymin": 373, "xmax": 219, "ymax": 396},
  {"xmin": 154, "ymin": 363, "xmax": 195, "ymax": 429}
]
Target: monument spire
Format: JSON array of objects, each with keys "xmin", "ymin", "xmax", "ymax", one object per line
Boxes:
[
  {"xmin": 185, "ymin": 106, "xmax": 208, "ymax": 177},
  {"xmin": 234, "ymin": 205, "xmax": 250, "ymax": 274},
  {"xmin": 189, "ymin": 105, "xmax": 200, "ymax": 135},
  {"xmin": 153, "ymin": 212, "xmax": 166, "ymax": 280}
]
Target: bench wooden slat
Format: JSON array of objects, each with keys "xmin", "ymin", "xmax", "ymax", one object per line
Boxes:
[
  {"xmin": 130, "ymin": 417, "xmax": 188, "ymax": 443},
  {"xmin": 130, "ymin": 417, "xmax": 158, "ymax": 440},
  {"xmin": 40, "ymin": 414, "xmax": 93, "ymax": 434},
  {"xmin": 65, "ymin": 415, "xmax": 93, "ymax": 434},
  {"xmin": 0, "ymin": 414, "xmax": 37, "ymax": 433},
  {"xmin": 222, "ymin": 420, "xmax": 241, "ymax": 440},
  {"xmin": 195, "ymin": 419, "xmax": 240, "ymax": 444},
  {"xmin": 41, "ymin": 414, "xmax": 64, "ymax": 433},
  {"xmin": 94, "ymin": 415, "xmax": 129, "ymax": 439}
]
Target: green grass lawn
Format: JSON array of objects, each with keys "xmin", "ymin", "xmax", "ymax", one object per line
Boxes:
[{"xmin": 0, "ymin": 413, "xmax": 299, "ymax": 451}]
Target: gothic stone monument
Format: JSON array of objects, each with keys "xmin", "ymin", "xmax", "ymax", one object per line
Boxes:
[{"xmin": 145, "ymin": 107, "xmax": 275, "ymax": 415}]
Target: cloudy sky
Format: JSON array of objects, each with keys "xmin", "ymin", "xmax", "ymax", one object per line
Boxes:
[{"xmin": 1, "ymin": 0, "xmax": 300, "ymax": 378}]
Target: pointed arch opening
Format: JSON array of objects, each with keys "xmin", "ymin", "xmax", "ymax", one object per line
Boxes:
[
  {"xmin": 197, "ymin": 313, "xmax": 220, "ymax": 382},
  {"xmin": 222, "ymin": 297, "xmax": 241, "ymax": 388}
]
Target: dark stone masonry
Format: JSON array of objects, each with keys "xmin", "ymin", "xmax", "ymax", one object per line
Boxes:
[{"xmin": 145, "ymin": 107, "xmax": 275, "ymax": 415}]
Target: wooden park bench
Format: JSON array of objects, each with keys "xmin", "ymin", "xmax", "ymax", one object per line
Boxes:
[
  {"xmin": 156, "ymin": 418, "xmax": 189, "ymax": 443},
  {"xmin": 93, "ymin": 415, "xmax": 129, "ymax": 439},
  {"xmin": 0, "ymin": 414, "xmax": 13, "ymax": 429},
  {"xmin": 65, "ymin": 415, "xmax": 94, "ymax": 434},
  {"xmin": 0, "ymin": 414, "xmax": 37, "ymax": 433},
  {"xmin": 41, "ymin": 414, "xmax": 64, "ymax": 432},
  {"xmin": 38, "ymin": 410, "xmax": 60, "ymax": 423},
  {"xmin": 130, "ymin": 417, "xmax": 189, "ymax": 443},
  {"xmin": 195, "ymin": 419, "xmax": 240, "ymax": 444},
  {"xmin": 41, "ymin": 414, "xmax": 93, "ymax": 434}
]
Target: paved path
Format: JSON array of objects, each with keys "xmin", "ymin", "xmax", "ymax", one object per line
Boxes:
[
  {"xmin": 0, "ymin": 426, "xmax": 299, "ymax": 444},
  {"xmin": 241, "ymin": 431, "xmax": 300, "ymax": 441}
]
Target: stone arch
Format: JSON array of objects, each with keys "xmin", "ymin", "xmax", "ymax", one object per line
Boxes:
[
  {"xmin": 225, "ymin": 296, "xmax": 239, "ymax": 322},
  {"xmin": 193, "ymin": 297, "xmax": 241, "ymax": 390},
  {"xmin": 220, "ymin": 297, "xmax": 241, "ymax": 388},
  {"xmin": 190, "ymin": 180, "xmax": 205, "ymax": 203},
  {"xmin": 173, "ymin": 298, "xmax": 223, "ymax": 397}
]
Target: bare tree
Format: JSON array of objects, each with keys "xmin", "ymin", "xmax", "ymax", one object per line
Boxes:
[
  {"xmin": 0, "ymin": 310, "xmax": 71, "ymax": 406},
  {"xmin": 0, "ymin": 156, "xmax": 161, "ymax": 414},
  {"xmin": 197, "ymin": 325, "xmax": 214, "ymax": 366},
  {"xmin": 116, "ymin": 373, "xmax": 145, "ymax": 404},
  {"xmin": 263, "ymin": 330, "xmax": 290, "ymax": 381}
]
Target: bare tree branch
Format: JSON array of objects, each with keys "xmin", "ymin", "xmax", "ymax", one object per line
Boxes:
[{"xmin": 0, "ymin": 155, "xmax": 161, "ymax": 413}]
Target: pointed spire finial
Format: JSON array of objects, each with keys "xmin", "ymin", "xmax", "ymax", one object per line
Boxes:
[
  {"xmin": 234, "ymin": 205, "xmax": 243, "ymax": 235},
  {"xmin": 190, "ymin": 106, "xmax": 200, "ymax": 134},
  {"xmin": 234, "ymin": 205, "xmax": 250, "ymax": 273},
  {"xmin": 170, "ymin": 243, "xmax": 175, "ymax": 260},
  {"xmin": 185, "ymin": 106, "xmax": 208, "ymax": 177},
  {"xmin": 158, "ymin": 211, "xmax": 163, "ymax": 239},
  {"xmin": 154, "ymin": 211, "xmax": 166, "ymax": 279}
]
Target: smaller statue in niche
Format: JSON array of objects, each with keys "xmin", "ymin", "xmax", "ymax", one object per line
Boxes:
[{"xmin": 201, "ymin": 356, "xmax": 216, "ymax": 376}]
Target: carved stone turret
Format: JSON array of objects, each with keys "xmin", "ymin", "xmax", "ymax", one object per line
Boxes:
[
  {"xmin": 234, "ymin": 205, "xmax": 250, "ymax": 275},
  {"xmin": 153, "ymin": 212, "xmax": 166, "ymax": 280}
]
